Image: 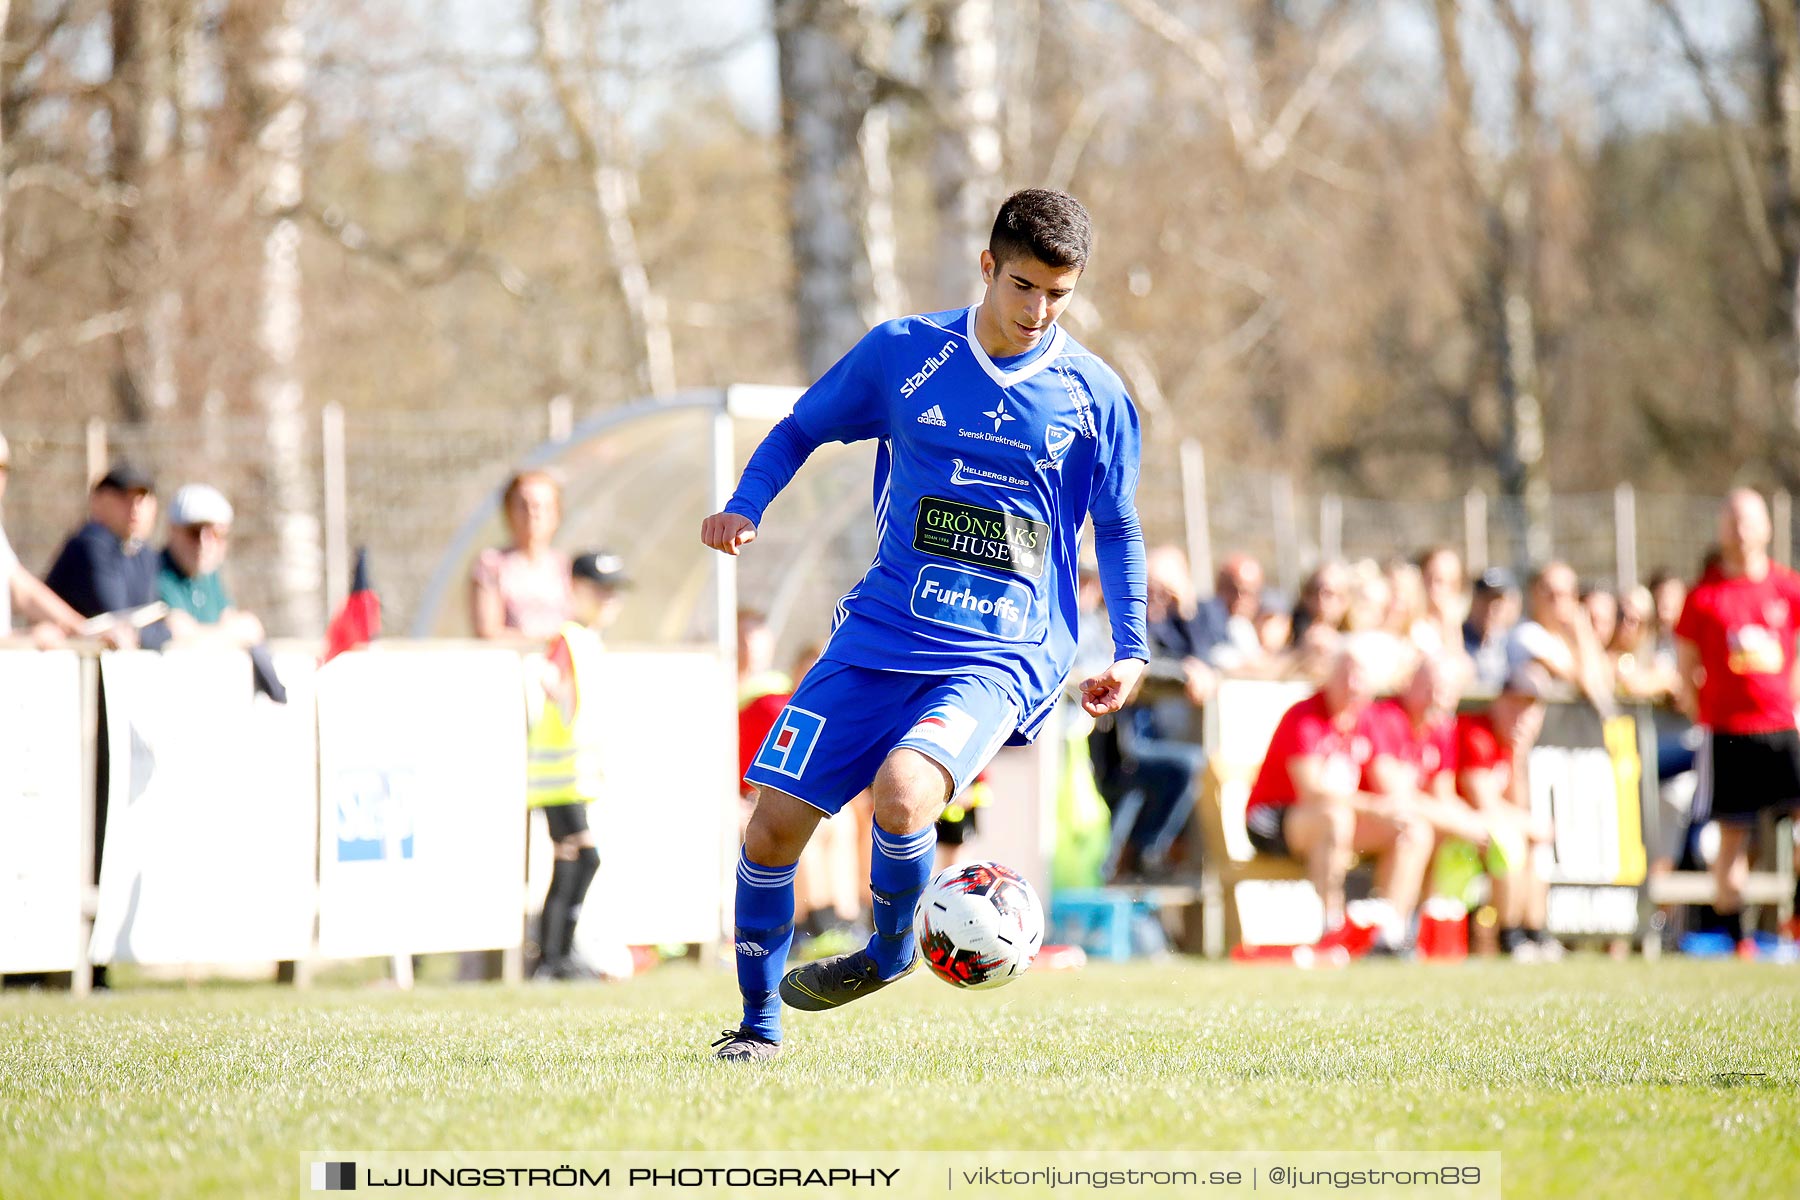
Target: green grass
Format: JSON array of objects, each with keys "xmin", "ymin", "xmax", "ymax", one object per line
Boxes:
[{"xmin": 2, "ymin": 960, "xmax": 1796, "ymax": 1198}]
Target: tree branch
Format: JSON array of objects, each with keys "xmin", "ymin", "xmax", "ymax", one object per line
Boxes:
[
  {"xmin": 0, "ymin": 308, "xmax": 133, "ymax": 387},
  {"xmin": 1654, "ymin": 0, "xmax": 1782, "ymax": 276}
]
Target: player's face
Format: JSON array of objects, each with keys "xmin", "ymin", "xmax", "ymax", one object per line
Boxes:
[{"xmin": 979, "ymin": 250, "xmax": 1081, "ymax": 356}]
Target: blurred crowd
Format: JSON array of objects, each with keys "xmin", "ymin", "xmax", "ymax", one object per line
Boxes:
[
  {"xmin": 1102, "ymin": 542, "xmax": 1688, "ymax": 709},
  {"xmin": 1079, "ymin": 504, "xmax": 1798, "ymax": 960},
  {"xmin": 0, "ymin": 427, "xmax": 266, "ymax": 655}
]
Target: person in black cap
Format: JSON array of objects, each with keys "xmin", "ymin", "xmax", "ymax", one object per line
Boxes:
[
  {"xmin": 1462, "ymin": 567, "xmax": 1519, "ymax": 693},
  {"xmin": 40, "ymin": 464, "xmax": 168, "ymax": 990},
  {"xmin": 43, "ymin": 463, "xmax": 169, "ymax": 650},
  {"xmin": 525, "ymin": 549, "xmax": 630, "ymax": 979}
]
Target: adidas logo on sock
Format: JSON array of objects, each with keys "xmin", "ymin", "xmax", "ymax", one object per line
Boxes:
[
  {"xmin": 734, "ymin": 940, "xmax": 770, "ymax": 957},
  {"xmin": 917, "ymin": 405, "xmax": 946, "ymax": 426}
]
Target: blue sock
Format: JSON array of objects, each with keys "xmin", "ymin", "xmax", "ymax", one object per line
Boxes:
[
  {"xmin": 867, "ymin": 821, "xmax": 936, "ymax": 979},
  {"xmin": 734, "ymin": 851, "xmax": 796, "ymax": 1041}
]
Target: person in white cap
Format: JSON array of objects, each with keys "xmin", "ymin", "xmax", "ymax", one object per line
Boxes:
[
  {"xmin": 0, "ymin": 428, "xmax": 89, "ymax": 647},
  {"xmin": 157, "ymin": 483, "xmax": 264, "ymax": 648}
]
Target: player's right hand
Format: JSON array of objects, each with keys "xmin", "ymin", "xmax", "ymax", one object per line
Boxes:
[{"xmin": 701, "ymin": 511, "xmax": 758, "ymax": 556}]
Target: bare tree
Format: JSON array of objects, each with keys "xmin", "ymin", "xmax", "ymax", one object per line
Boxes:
[
  {"xmin": 0, "ymin": 0, "xmax": 14, "ymax": 352},
  {"xmin": 773, "ymin": 0, "xmax": 900, "ymax": 378},
  {"xmin": 1113, "ymin": 0, "xmax": 1370, "ymax": 176},
  {"xmin": 104, "ymin": 0, "xmax": 190, "ymax": 422},
  {"xmin": 104, "ymin": 0, "xmax": 150, "ymax": 421},
  {"xmin": 248, "ymin": 0, "xmax": 323, "ymax": 634},
  {"xmin": 531, "ymin": 0, "xmax": 676, "ymax": 398},
  {"xmin": 1434, "ymin": 0, "xmax": 1550, "ymax": 560},
  {"xmin": 925, "ymin": 0, "xmax": 1001, "ymax": 306},
  {"xmin": 1753, "ymin": 0, "xmax": 1800, "ymax": 438}
]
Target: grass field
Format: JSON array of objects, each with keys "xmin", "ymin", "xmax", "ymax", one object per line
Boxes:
[{"xmin": 2, "ymin": 958, "xmax": 1796, "ymax": 1199}]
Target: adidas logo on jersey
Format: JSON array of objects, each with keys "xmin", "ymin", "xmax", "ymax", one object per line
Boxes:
[{"xmin": 917, "ymin": 405, "xmax": 947, "ymax": 426}]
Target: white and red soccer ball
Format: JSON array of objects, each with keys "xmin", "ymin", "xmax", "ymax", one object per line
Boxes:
[{"xmin": 913, "ymin": 860, "xmax": 1045, "ymax": 989}]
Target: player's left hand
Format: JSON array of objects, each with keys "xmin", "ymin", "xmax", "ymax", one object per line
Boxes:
[{"xmin": 1078, "ymin": 658, "xmax": 1146, "ymax": 716}]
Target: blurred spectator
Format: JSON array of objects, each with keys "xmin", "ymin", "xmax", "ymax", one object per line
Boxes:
[
  {"xmin": 1243, "ymin": 636, "xmax": 1434, "ymax": 941},
  {"xmin": 157, "ymin": 485, "xmax": 265, "ymax": 649},
  {"xmin": 1328, "ymin": 557, "xmax": 1416, "ymax": 692},
  {"xmin": 526, "ymin": 549, "xmax": 629, "ymax": 980},
  {"xmin": 1289, "ymin": 560, "xmax": 1352, "ymax": 678},
  {"xmin": 1380, "ymin": 556, "xmax": 1424, "ymax": 641},
  {"xmin": 737, "ymin": 607, "xmax": 793, "ymax": 709},
  {"xmin": 1612, "ymin": 584, "xmax": 1678, "ymax": 702},
  {"xmin": 1079, "ymin": 562, "xmax": 1134, "ymax": 834},
  {"xmin": 1254, "ymin": 590, "xmax": 1292, "ymax": 656},
  {"xmin": 1463, "ymin": 568, "xmax": 1519, "ymax": 692},
  {"xmin": 42, "ymin": 464, "xmax": 164, "ymax": 991},
  {"xmin": 1345, "ymin": 558, "xmax": 1391, "ymax": 633},
  {"xmin": 1072, "ymin": 561, "xmax": 1113, "ymax": 682},
  {"xmin": 467, "ymin": 469, "xmax": 574, "ymax": 981},
  {"xmin": 1646, "ymin": 568, "xmax": 1687, "ymax": 673},
  {"xmin": 1193, "ymin": 553, "xmax": 1267, "ymax": 672},
  {"xmin": 471, "ymin": 469, "xmax": 571, "ymax": 641},
  {"xmin": 0, "ymin": 429, "xmax": 86, "ymax": 647},
  {"xmin": 1640, "ymin": 564, "xmax": 1709, "ymax": 919},
  {"xmin": 1674, "ymin": 489, "xmax": 1800, "ymax": 946},
  {"xmin": 1581, "ymin": 582, "xmax": 1619, "ymax": 652},
  {"xmin": 1507, "ymin": 561, "xmax": 1614, "ymax": 713},
  {"xmin": 1104, "ymin": 545, "xmax": 1212, "ymax": 878},
  {"xmin": 1412, "ymin": 546, "xmax": 1468, "ymax": 661},
  {"xmin": 1365, "ymin": 654, "xmax": 1492, "ymax": 850},
  {"xmin": 1143, "ymin": 544, "xmax": 1218, "ymax": 707},
  {"xmin": 43, "ymin": 464, "xmax": 169, "ymax": 650},
  {"xmin": 1455, "ymin": 665, "xmax": 1556, "ymax": 961}
]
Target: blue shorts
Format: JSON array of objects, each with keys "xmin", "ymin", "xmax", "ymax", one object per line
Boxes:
[{"xmin": 744, "ymin": 662, "xmax": 1020, "ymax": 816}]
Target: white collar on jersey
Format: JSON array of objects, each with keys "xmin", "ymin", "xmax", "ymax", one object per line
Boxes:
[{"xmin": 965, "ymin": 305, "xmax": 1066, "ymax": 388}]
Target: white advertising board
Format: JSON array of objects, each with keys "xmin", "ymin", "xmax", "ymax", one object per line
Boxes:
[
  {"xmin": 315, "ymin": 650, "xmax": 529, "ymax": 958},
  {"xmin": 0, "ymin": 651, "xmax": 85, "ymax": 973},
  {"xmin": 90, "ymin": 650, "xmax": 317, "ymax": 965}
]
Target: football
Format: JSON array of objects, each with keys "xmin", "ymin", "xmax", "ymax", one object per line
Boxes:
[{"xmin": 913, "ymin": 860, "xmax": 1045, "ymax": 989}]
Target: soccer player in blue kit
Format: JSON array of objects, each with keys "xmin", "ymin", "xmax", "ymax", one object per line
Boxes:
[{"xmin": 702, "ymin": 190, "xmax": 1148, "ymax": 1061}]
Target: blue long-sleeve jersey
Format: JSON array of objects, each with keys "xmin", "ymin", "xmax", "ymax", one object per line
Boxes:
[{"xmin": 727, "ymin": 305, "xmax": 1148, "ymax": 741}]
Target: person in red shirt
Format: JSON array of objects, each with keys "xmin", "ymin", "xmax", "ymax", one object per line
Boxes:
[
  {"xmin": 1674, "ymin": 489, "xmax": 1800, "ymax": 936},
  {"xmin": 1456, "ymin": 666, "xmax": 1555, "ymax": 959},
  {"xmin": 1245, "ymin": 637, "xmax": 1434, "ymax": 933},
  {"xmin": 1365, "ymin": 655, "xmax": 1491, "ymax": 848}
]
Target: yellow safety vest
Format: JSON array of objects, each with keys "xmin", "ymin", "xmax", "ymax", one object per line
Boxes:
[{"xmin": 527, "ymin": 622, "xmax": 606, "ymax": 807}]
